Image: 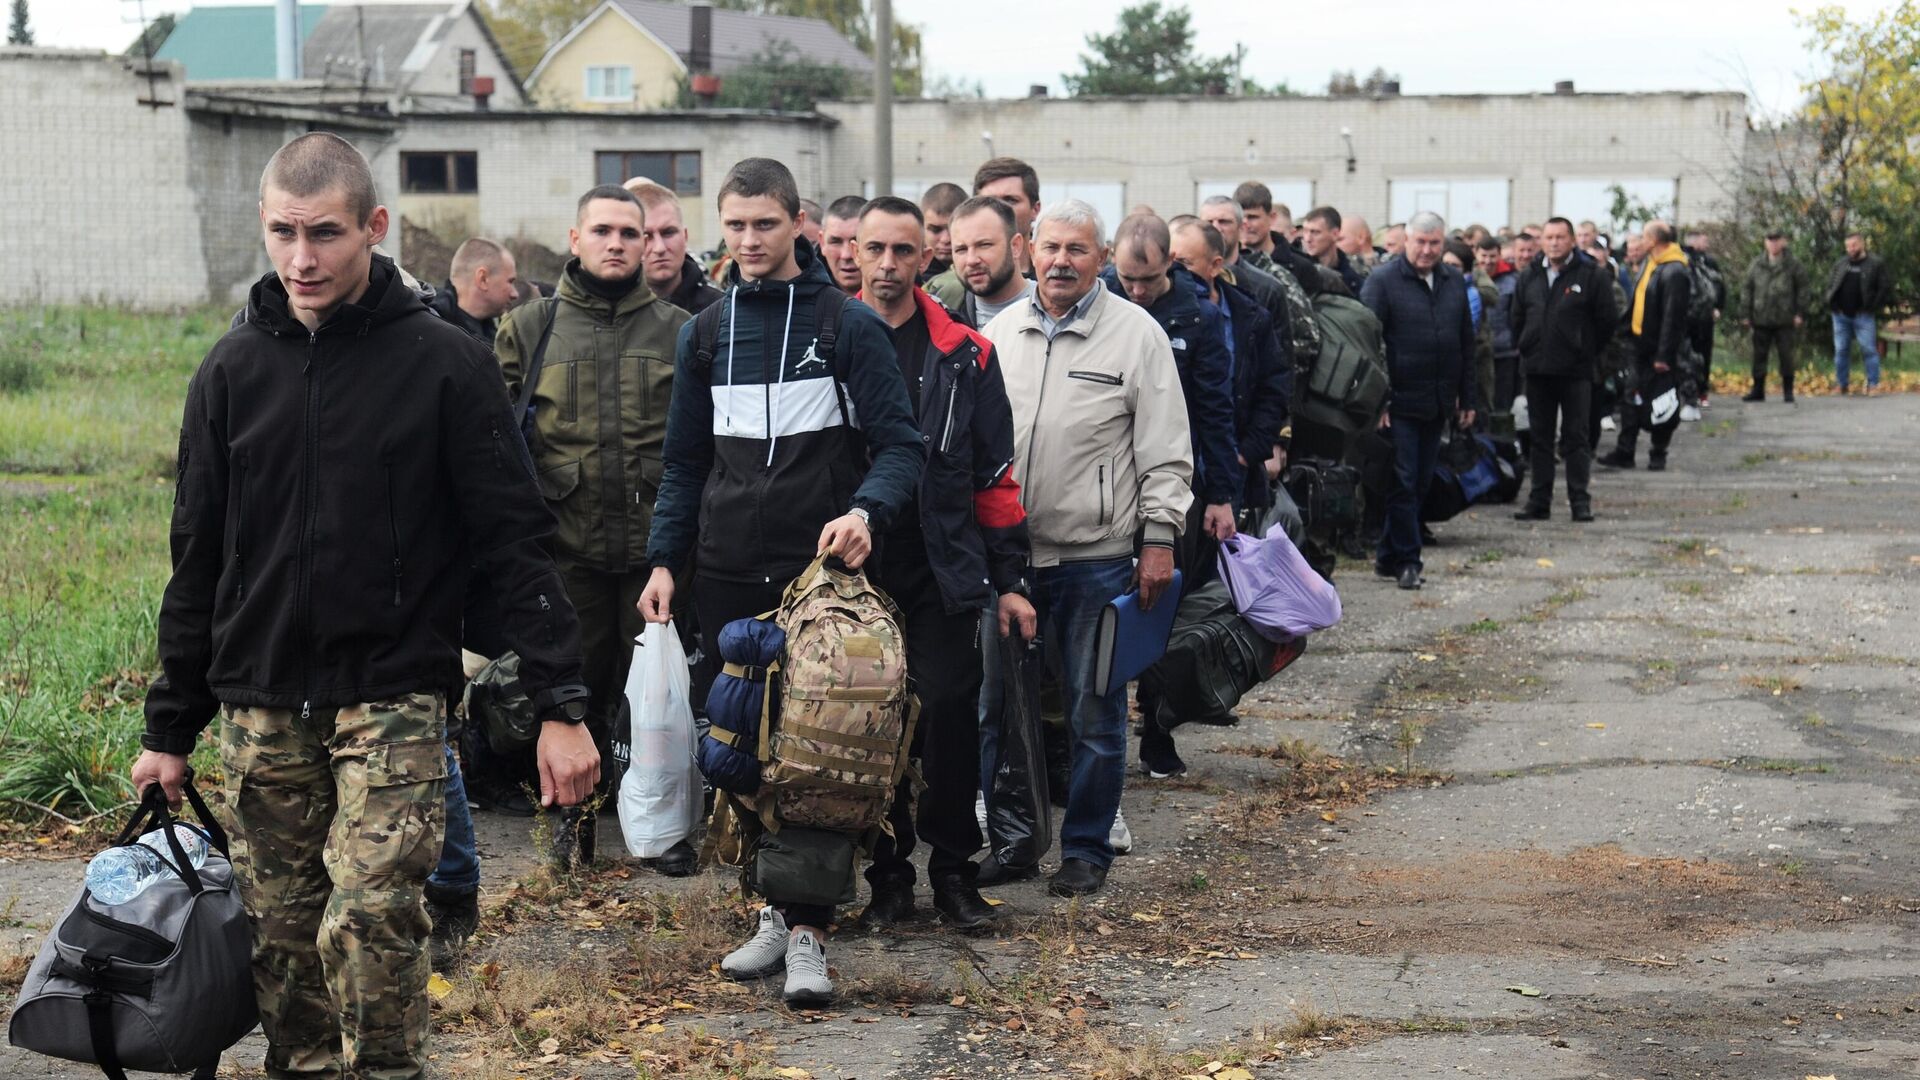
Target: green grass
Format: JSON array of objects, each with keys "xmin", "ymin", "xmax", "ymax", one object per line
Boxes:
[
  {"xmin": 0, "ymin": 306, "xmax": 226, "ymax": 818},
  {"xmin": 1462, "ymin": 618, "xmax": 1502, "ymax": 634}
]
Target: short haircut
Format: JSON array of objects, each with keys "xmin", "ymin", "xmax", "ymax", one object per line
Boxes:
[
  {"xmin": 1200, "ymin": 194, "xmax": 1244, "ymax": 225},
  {"xmin": 259, "ymin": 132, "xmax": 378, "ymax": 224},
  {"xmin": 973, "ymin": 157, "xmax": 1040, "ymax": 203},
  {"xmin": 1406, "ymin": 210, "xmax": 1446, "ymax": 235},
  {"xmin": 1474, "ymin": 234, "xmax": 1501, "ymax": 253},
  {"xmin": 860, "ymin": 195, "xmax": 924, "ymax": 227},
  {"xmin": 1846, "ymin": 230, "xmax": 1866, "ymax": 241},
  {"xmin": 1233, "ymin": 180, "xmax": 1272, "ymax": 213},
  {"xmin": 717, "ymin": 158, "xmax": 800, "ymax": 218},
  {"xmin": 1113, "ymin": 213, "xmax": 1171, "ymax": 261},
  {"xmin": 1643, "ymin": 221, "xmax": 1674, "ymax": 245},
  {"xmin": 799, "ymin": 197, "xmax": 822, "ymax": 222},
  {"xmin": 1174, "ymin": 217, "xmax": 1227, "ymax": 259},
  {"xmin": 450, "ymin": 236, "xmax": 508, "ymax": 281},
  {"xmin": 1577, "ymin": 219, "xmax": 1598, "ymax": 230},
  {"xmin": 1034, "ymin": 198, "xmax": 1107, "ymax": 247},
  {"xmin": 623, "ymin": 176, "xmax": 684, "ymax": 218},
  {"xmin": 1272, "ymin": 203, "xmax": 1294, "ymax": 222},
  {"xmin": 1444, "ymin": 238, "xmax": 1476, "ymax": 272},
  {"xmin": 951, "ymin": 195, "xmax": 1016, "ymax": 237},
  {"xmin": 920, "ymin": 182, "xmax": 967, "ymax": 217},
  {"xmin": 1303, "ymin": 205, "xmax": 1342, "ymax": 231},
  {"xmin": 1544, "ymin": 216, "xmax": 1575, "ymax": 235},
  {"xmin": 577, "ymin": 183, "xmax": 643, "ymax": 221},
  {"xmin": 825, "ymin": 195, "xmax": 868, "ymax": 223}
]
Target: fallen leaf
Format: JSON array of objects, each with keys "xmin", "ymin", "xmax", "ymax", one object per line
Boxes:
[
  {"xmin": 1416, "ymin": 653, "xmax": 1438, "ymax": 662},
  {"xmin": 1004, "ymin": 1017, "xmax": 1024, "ymax": 1031},
  {"xmin": 642, "ymin": 1022, "xmax": 665, "ymax": 1034},
  {"xmin": 1319, "ymin": 811, "xmax": 1338, "ymax": 823},
  {"xmin": 1505, "ymin": 984, "xmax": 1542, "ymax": 997},
  {"xmin": 983, "ymin": 897, "xmax": 1005, "ymax": 906},
  {"xmin": 1805, "ymin": 1075, "xmax": 1837, "ymax": 1080},
  {"xmin": 773, "ymin": 1069, "xmax": 814, "ymax": 1080},
  {"xmin": 950, "ymin": 995, "xmax": 968, "ymax": 1007},
  {"xmin": 1536, "ymin": 558, "xmax": 1555, "ymax": 568},
  {"xmin": 1217, "ymin": 1069, "xmax": 1257, "ymax": 1080},
  {"xmin": 1130, "ymin": 912, "xmax": 1163, "ymax": 923},
  {"xmin": 426, "ymin": 973, "xmax": 454, "ymax": 1001},
  {"xmin": 538, "ymin": 1036, "xmax": 560, "ymax": 1055},
  {"xmin": 670, "ymin": 1000, "xmax": 696, "ymax": 1010},
  {"xmin": 1585, "ymin": 722, "xmax": 1607, "ymax": 730},
  {"xmin": 1201, "ymin": 1062, "xmax": 1225, "ymax": 1075},
  {"xmin": 1236, "ymin": 952, "xmax": 1260, "ymax": 960}
]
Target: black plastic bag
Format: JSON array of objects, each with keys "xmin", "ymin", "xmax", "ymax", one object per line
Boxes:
[{"xmin": 985, "ymin": 634, "xmax": 1052, "ymax": 871}]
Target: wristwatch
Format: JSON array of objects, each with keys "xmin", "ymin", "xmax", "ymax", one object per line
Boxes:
[
  {"xmin": 1004, "ymin": 579, "xmax": 1033, "ymax": 600},
  {"xmin": 848, "ymin": 506, "xmax": 871, "ymax": 525},
  {"xmin": 542, "ymin": 685, "xmax": 591, "ymax": 725}
]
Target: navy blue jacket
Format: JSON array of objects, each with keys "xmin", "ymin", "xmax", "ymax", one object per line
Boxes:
[
  {"xmin": 646, "ymin": 239, "xmax": 925, "ymax": 584},
  {"xmin": 1101, "ymin": 263, "xmax": 1242, "ymax": 505},
  {"xmin": 1217, "ymin": 278, "xmax": 1291, "ymax": 510},
  {"xmin": 1359, "ymin": 257, "xmax": 1478, "ymax": 421}
]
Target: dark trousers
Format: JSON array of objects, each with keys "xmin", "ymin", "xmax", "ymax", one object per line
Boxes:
[
  {"xmin": 557, "ymin": 561, "xmax": 649, "ymax": 769},
  {"xmin": 694, "ymin": 574, "xmax": 844, "ymax": 928},
  {"xmin": 1376, "ymin": 414, "xmax": 1445, "ymax": 573},
  {"xmin": 1493, "ymin": 352, "xmax": 1520, "ymax": 415},
  {"xmin": 1523, "ymin": 374, "xmax": 1592, "ymax": 512},
  {"xmin": 868, "ymin": 540, "xmax": 985, "ymax": 889},
  {"xmin": 1751, "ymin": 325, "xmax": 1797, "ymax": 393}
]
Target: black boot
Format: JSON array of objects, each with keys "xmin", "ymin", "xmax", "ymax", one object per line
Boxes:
[
  {"xmin": 425, "ymin": 883, "xmax": 479, "ymax": 968},
  {"xmin": 858, "ymin": 878, "xmax": 916, "ymax": 929},
  {"xmin": 644, "ymin": 838, "xmax": 698, "ymax": 878},
  {"xmin": 550, "ymin": 805, "xmax": 596, "ymax": 874},
  {"xmin": 1741, "ymin": 385, "xmax": 1765, "ymax": 402},
  {"xmin": 974, "ymin": 853, "xmax": 1039, "ymax": 886},
  {"xmin": 930, "ymin": 874, "xmax": 996, "ymax": 930},
  {"xmin": 1596, "ymin": 449, "xmax": 1636, "ymax": 470}
]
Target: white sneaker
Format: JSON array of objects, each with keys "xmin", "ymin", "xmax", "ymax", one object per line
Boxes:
[
  {"xmin": 1679, "ymin": 404, "xmax": 1702, "ymax": 422},
  {"xmin": 782, "ymin": 929, "xmax": 833, "ymax": 1007},
  {"xmin": 1600, "ymin": 416, "xmax": 1618, "ymax": 432},
  {"xmin": 975, "ymin": 792, "xmax": 988, "ymax": 835},
  {"xmin": 1108, "ymin": 808, "xmax": 1134, "ymax": 855},
  {"xmin": 721, "ymin": 905, "xmax": 787, "ymax": 980}
]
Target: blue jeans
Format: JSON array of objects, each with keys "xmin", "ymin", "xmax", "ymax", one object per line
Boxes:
[
  {"xmin": 429, "ymin": 743, "xmax": 480, "ymax": 893},
  {"xmin": 1376, "ymin": 415, "xmax": 1445, "ymax": 574},
  {"xmin": 1832, "ymin": 312, "xmax": 1880, "ymax": 389},
  {"xmin": 1032, "ymin": 557, "xmax": 1135, "ymax": 870}
]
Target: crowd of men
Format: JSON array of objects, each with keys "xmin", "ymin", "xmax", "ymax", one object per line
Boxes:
[{"xmin": 132, "ymin": 131, "xmax": 1900, "ymax": 1076}]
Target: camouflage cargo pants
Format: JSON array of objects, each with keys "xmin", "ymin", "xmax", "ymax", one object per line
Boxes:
[{"xmin": 220, "ymin": 693, "xmax": 448, "ymax": 1080}]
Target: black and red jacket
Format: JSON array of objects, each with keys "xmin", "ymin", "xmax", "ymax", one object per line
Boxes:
[{"xmin": 869, "ymin": 287, "xmax": 1030, "ymax": 613}]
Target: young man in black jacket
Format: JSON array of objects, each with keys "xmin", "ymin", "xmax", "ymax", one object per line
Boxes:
[
  {"xmin": 850, "ymin": 196, "xmax": 1035, "ymax": 931},
  {"xmin": 132, "ymin": 133, "xmax": 597, "ymax": 1079},
  {"xmin": 1509, "ymin": 217, "xmax": 1617, "ymax": 521},
  {"xmin": 636, "ymin": 159, "xmax": 924, "ymax": 1007},
  {"xmin": 1600, "ymin": 221, "xmax": 1693, "ymax": 472}
]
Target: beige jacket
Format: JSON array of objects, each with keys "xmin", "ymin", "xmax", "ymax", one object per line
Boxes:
[{"xmin": 983, "ymin": 286, "xmax": 1194, "ymax": 568}]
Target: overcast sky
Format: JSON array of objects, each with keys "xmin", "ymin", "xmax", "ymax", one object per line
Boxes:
[{"xmin": 29, "ymin": 0, "xmax": 1896, "ymax": 117}]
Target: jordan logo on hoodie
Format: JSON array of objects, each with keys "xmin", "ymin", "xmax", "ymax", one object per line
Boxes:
[{"xmin": 794, "ymin": 339, "xmax": 827, "ymax": 374}]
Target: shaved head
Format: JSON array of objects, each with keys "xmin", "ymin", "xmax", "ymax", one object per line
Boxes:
[{"xmin": 260, "ymin": 132, "xmax": 378, "ymax": 224}]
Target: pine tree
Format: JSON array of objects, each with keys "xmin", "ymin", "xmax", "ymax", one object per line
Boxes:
[{"xmin": 8, "ymin": 0, "xmax": 34, "ymax": 47}]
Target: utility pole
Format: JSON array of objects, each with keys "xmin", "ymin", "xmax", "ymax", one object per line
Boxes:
[
  {"xmin": 872, "ymin": 0, "xmax": 892, "ymax": 197},
  {"xmin": 275, "ymin": 0, "xmax": 300, "ymax": 81}
]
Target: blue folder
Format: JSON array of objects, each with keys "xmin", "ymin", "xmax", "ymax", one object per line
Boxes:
[{"xmin": 1094, "ymin": 570, "xmax": 1183, "ymax": 698}]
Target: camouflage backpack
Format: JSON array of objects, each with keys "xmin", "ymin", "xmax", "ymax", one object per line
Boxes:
[{"xmin": 742, "ymin": 553, "xmax": 917, "ymax": 838}]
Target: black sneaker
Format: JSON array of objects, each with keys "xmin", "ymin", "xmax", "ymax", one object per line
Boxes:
[
  {"xmin": 644, "ymin": 838, "xmax": 699, "ymax": 878},
  {"xmin": 1571, "ymin": 506, "xmax": 1595, "ymax": 523},
  {"xmin": 1647, "ymin": 454, "xmax": 1668, "ymax": 472},
  {"xmin": 857, "ymin": 879, "xmax": 916, "ymax": 929},
  {"xmin": 1741, "ymin": 389, "xmax": 1765, "ymax": 403},
  {"xmin": 1596, "ymin": 450, "xmax": 1635, "ymax": 470},
  {"xmin": 1396, "ymin": 564, "xmax": 1423, "ymax": 590},
  {"xmin": 1138, "ymin": 723, "xmax": 1187, "ymax": 779},
  {"xmin": 1512, "ymin": 506, "xmax": 1549, "ymax": 521}
]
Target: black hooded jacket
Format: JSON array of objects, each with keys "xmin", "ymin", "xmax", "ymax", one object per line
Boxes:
[{"xmin": 144, "ymin": 256, "xmax": 587, "ymax": 754}]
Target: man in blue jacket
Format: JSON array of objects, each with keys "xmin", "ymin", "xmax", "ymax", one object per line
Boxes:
[
  {"xmin": 636, "ymin": 158, "xmax": 925, "ymax": 1007},
  {"xmin": 1359, "ymin": 211, "xmax": 1478, "ymax": 591}
]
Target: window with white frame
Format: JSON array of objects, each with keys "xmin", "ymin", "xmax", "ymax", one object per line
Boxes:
[
  {"xmin": 1389, "ymin": 178, "xmax": 1511, "ymax": 231},
  {"xmin": 584, "ymin": 65, "xmax": 634, "ymax": 103}
]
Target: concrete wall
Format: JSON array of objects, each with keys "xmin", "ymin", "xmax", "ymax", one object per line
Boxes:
[
  {"xmin": 528, "ymin": 9, "xmax": 683, "ymax": 111},
  {"xmin": 0, "ymin": 50, "xmax": 210, "ymax": 308},
  {"xmin": 819, "ymin": 92, "xmax": 1750, "ymax": 230},
  {"xmin": 377, "ymin": 111, "xmax": 835, "ymax": 263},
  {"xmin": 187, "ymin": 111, "xmax": 306, "ymax": 306}
]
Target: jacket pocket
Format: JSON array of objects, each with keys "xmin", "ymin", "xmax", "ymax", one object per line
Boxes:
[
  {"xmin": 383, "ymin": 460, "xmax": 403, "ymax": 607},
  {"xmin": 1068, "ymin": 369, "xmax": 1124, "ymax": 386},
  {"xmin": 537, "ymin": 458, "xmax": 582, "ymax": 502},
  {"xmin": 1097, "ymin": 456, "xmax": 1115, "ymax": 527}
]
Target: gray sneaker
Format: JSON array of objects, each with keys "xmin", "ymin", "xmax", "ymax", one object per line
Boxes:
[
  {"xmin": 721, "ymin": 906, "xmax": 788, "ymax": 980},
  {"xmin": 782, "ymin": 929, "xmax": 833, "ymax": 1007}
]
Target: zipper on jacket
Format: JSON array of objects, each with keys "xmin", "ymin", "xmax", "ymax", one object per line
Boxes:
[
  {"xmin": 232, "ymin": 453, "xmax": 249, "ymax": 600},
  {"xmin": 298, "ymin": 330, "xmax": 320, "ymax": 711},
  {"xmin": 538, "ymin": 592, "xmax": 557, "ymax": 647},
  {"xmin": 1019, "ymin": 336, "xmax": 1057, "ymax": 513},
  {"xmin": 938, "ymin": 376, "xmax": 959, "ymax": 454},
  {"xmin": 384, "ymin": 461, "xmax": 403, "ymax": 607},
  {"xmin": 489, "ymin": 418, "xmax": 506, "ymax": 472}
]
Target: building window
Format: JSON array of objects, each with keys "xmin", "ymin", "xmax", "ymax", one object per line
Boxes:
[
  {"xmin": 596, "ymin": 151, "xmax": 701, "ymax": 196},
  {"xmin": 458, "ymin": 48, "xmax": 476, "ymax": 94},
  {"xmin": 401, "ymin": 151, "xmax": 479, "ymax": 194},
  {"xmin": 584, "ymin": 65, "xmax": 634, "ymax": 103}
]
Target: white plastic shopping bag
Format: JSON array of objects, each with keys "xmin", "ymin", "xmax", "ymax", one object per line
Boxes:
[{"xmin": 618, "ymin": 621, "xmax": 703, "ymax": 858}]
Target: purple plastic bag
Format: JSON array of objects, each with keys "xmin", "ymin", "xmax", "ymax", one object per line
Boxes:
[{"xmin": 1215, "ymin": 524, "xmax": 1343, "ymax": 642}]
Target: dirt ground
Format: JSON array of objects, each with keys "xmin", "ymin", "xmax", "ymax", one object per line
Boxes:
[{"xmin": 5, "ymin": 392, "xmax": 1920, "ymax": 1078}]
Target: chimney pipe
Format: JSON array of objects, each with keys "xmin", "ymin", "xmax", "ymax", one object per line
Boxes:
[
  {"xmin": 275, "ymin": 0, "xmax": 302, "ymax": 80},
  {"xmin": 1554, "ymin": 79, "xmax": 1575, "ymax": 95},
  {"xmin": 471, "ymin": 75, "xmax": 494, "ymax": 110},
  {"xmin": 689, "ymin": 4, "xmax": 713, "ymax": 76},
  {"xmin": 1028, "ymin": 84, "xmax": 1049, "ymax": 98}
]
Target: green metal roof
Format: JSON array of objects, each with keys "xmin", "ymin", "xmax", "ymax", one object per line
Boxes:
[{"xmin": 154, "ymin": 4, "xmax": 330, "ymax": 80}]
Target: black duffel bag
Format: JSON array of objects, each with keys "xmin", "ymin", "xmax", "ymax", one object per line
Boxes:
[{"xmin": 9, "ymin": 782, "xmax": 256, "ymax": 1080}]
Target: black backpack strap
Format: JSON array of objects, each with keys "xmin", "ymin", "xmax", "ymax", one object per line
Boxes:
[
  {"xmin": 690, "ymin": 297, "xmax": 727, "ymax": 377},
  {"xmin": 814, "ymin": 289, "xmax": 852, "ymax": 427},
  {"xmin": 511, "ymin": 298, "xmax": 561, "ymax": 422},
  {"xmin": 84, "ymin": 985, "xmax": 131, "ymax": 1080}
]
